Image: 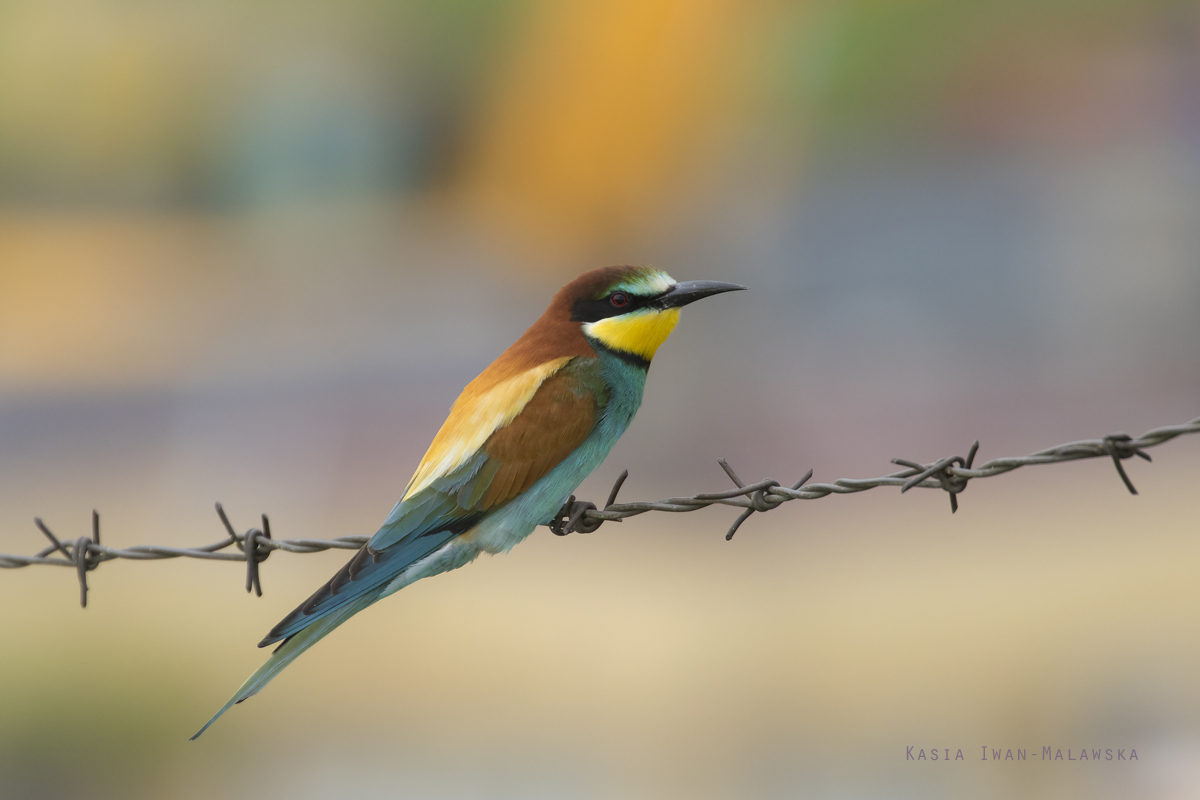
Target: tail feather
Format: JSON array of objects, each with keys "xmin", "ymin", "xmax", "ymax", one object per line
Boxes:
[{"xmin": 190, "ymin": 591, "xmax": 379, "ymax": 740}]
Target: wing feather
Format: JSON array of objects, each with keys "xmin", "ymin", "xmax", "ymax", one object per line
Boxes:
[
  {"xmin": 259, "ymin": 360, "xmax": 600, "ymax": 647},
  {"xmin": 401, "ymin": 357, "xmax": 573, "ymax": 501},
  {"xmin": 473, "ymin": 370, "xmax": 597, "ymax": 510}
]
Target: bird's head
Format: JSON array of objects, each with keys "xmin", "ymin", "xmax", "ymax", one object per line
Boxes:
[{"xmin": 554, "ymin": 266, "xmax": 746, "ymax": 366}]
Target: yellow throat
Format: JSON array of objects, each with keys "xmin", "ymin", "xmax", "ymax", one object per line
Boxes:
[{"xmin": 582, "ymin": 307, "xmax": 681, "ymax": 362}]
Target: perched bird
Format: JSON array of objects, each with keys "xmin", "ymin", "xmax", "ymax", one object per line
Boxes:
[{"xmin": 191, "ymin": 265, "xmax": 744, "ymax": 739}]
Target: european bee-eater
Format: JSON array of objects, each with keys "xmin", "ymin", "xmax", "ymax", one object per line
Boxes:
[{"xmin": 192, "ymin": 265, "xmax": 744, "ymax": 739}]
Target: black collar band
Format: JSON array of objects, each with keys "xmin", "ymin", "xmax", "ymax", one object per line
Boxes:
[{"xmin": 587, "ymin": 338, "xmax": 650, "ymax": 370}]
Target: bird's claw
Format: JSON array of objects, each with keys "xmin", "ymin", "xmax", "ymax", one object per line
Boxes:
[
  {"xmin": 549, "ymin": 497, "xmax": 601, "ymax": 535},
  {"xmin": 548, "ymin": 470, "xmax": 629, "ymax": 536}
]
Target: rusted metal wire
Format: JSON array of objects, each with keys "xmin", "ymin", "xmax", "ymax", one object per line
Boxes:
[{"xmin": 3, "ymin": 416, "xmax": 1197, "ymax": 606}]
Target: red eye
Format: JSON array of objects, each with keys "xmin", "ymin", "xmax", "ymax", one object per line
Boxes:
[{"xmin": 610, "ymin": 292, "xmax": 630, "ymax": 307}]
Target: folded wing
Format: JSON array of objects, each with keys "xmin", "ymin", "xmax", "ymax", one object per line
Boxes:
[{"xmin": 258, "ymin": 361, "xmax": 599, "ymax": 647}]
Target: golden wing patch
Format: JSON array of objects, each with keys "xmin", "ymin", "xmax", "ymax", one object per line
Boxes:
[
  {"xmin": 403, "ymin": 357, "xmax": 572, "ymax": 500},
  {"xmin": 470, "ymin": 371, "xmax": 597, "ymax": 510}
]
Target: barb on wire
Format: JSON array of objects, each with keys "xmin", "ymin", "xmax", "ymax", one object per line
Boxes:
[
  {"xmin": 4, "ymin": 505, "xmax": 369, "ymax": 608},
  {"xmin": 3, "ymin": 416, "xmax": 1197, "ymax": 606},
  {"xmin": 892, "ymin": 440, "xmax": 979, "ymax": 513}
]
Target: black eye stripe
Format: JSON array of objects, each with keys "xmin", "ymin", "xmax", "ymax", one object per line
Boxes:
[{"xmin": 571, "ymin": 290, "xmax": 664, "ymax": 323}]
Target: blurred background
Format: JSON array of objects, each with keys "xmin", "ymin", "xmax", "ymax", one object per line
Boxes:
[{"xmin": 2, "ymin": 0, "xmax": 1199, "ymax": 798}]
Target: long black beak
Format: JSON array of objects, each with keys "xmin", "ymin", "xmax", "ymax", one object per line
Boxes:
[{"xmin": 656, "ymin": 280, "xmax": 747, "ymax": 309}]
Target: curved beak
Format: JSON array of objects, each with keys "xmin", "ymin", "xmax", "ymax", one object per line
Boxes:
[{"xmin": 656, "ymin": 280, "xmax": 747, "ymax": 309}]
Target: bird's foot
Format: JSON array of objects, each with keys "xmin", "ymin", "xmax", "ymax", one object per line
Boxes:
[
  {"xmin": 548, "ymin": 470, "xmax": 629, "ymax": 536},
  {"xmin": 549, "ymin": 497, "xmax": 599, "ymax": 535}
]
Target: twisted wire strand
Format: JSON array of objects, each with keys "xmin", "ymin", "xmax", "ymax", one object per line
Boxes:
[{"xmin": 3, "ymin": 416, "xmax": 1197, "ymax": 605}]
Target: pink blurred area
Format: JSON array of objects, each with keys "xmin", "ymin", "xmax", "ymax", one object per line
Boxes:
[{"xmin": 2, "ymin": 1, "xmax": 1199, "ymax": 798}]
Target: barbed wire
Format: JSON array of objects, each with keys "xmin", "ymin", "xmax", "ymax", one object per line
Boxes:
[{"xmin": 3, "ymin": 416, "xmax": 1197, "ymax": 607}]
